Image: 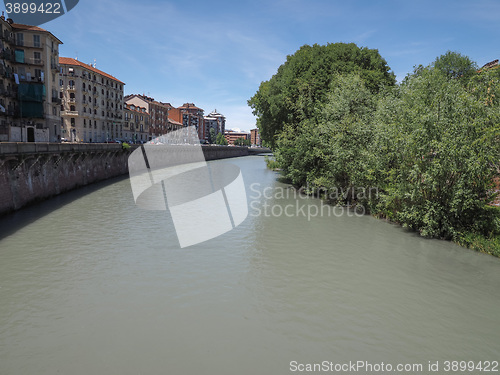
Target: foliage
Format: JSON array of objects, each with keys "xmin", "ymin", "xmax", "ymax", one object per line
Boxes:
[
  {"xmin": 371, "ymin": 66, "xmax": 500, "ymax": 238},
  {"xmin": 248, "ymin": 42, "xmax": 395, "ymax": 147},
  {"xmin": 433, "ymin": 51, "xmax": 478, "ymax": 82},
  {"xmin": 234, "ymin": 137, "xmax": 251, "ymax": 146},
  {"xmin": 208, "ymin": 128, "xmax": 216, "ymax": 144},
  {"xmin": 264, "ymin": 156, "xmax": 280, "ymax": 170},
  {"xmin": 275, "ymin": 73, "xmax": 377, "ymax": 203},
  {"xmin": 257, "ymin": 47, "xmax": 500, "ymax": 247},
  {"xmin": 215, "ymin": 132, "xmax": 228, "ymax": 145},
  {"xmin": 455, "ymin": 228, "xmax": 500, "ymax": 258}
]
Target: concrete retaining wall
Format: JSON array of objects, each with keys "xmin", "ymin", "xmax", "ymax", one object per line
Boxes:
[{"xmin": 0, "ymin": 143, "xmax": 269, "ymax": 216}]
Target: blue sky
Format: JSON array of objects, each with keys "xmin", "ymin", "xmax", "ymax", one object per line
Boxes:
[{"xmin": 2, "ymin": 0, "xmax": 500, "ymax": 131}]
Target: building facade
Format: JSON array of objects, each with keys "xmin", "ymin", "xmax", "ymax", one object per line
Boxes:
[
  {"xmin": 125, "ymin": 94, "xmax": 172, "ymax": 140},
  {"xmin": 224, "ymin": 129, "xmax": 250, "ymax": 145},
  {"xmin": 204, "ymin": 109, "xmax": 225, "ymax": 143},
  {"xmin": 250, "ymin": 128, "xmax": 261, "ymax": 146},
  {"xmin": 123, "ymin": 103, "xmax": 149, "ymax": 143},
  {"xmin": 0, "ymin": 17, "xmax": 62, "ymax": 142},
  {"xmin": 59, "ymin": 57, "xmax": 124, "ymax": 142},
  {"xmin": 169, "ymin": 103, "xmax": 204, "ymax": 141}
]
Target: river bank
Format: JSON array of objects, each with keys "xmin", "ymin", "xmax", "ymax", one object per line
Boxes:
[{"xmin": 0, "ymin": 142, "xmax": 270, "ymax": 217}]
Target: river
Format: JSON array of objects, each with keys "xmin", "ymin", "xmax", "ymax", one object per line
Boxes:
[{"xmin": 0, "ymin": 155, "xmax": 499, "ymax": 374}]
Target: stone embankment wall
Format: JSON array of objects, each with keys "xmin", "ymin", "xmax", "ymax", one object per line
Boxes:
[{"xmin": 0, "ymin": 143, "xmax": 270, "ymax": 216}]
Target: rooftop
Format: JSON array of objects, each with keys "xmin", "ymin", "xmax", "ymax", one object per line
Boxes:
[
  {"xmin": 10, "ymin": 22, "xmax": 63, "ymax": 44},
  {"xmin": 59, "ymin": 57, "xmax": 125, "ymax": 84}
]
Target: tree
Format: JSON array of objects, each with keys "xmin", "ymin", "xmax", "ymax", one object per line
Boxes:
[
  {"xmin": 248, "ymin": 42, "xmax": 395, "ymax": 147},
  {"xmin": 215, "ymin": 132, "xmax": 228, "ymax": 145},
  {"xmin": 208, "ymin": 128, "xmax": 216, "ymax": 144},
  {"xmin": 433, "ymin": 51, "xmax": 478, "ymax": 82},
  {"xmin": 372, "ymin": 65, "xmax": 500, "ymax": 239},
  {"xmin": 234, "ymin": 137, "xmax": 251, "ymax": 146},
  {"xmin": 275, "ymin": 73, "xmax": 377, "ymax": 200}
]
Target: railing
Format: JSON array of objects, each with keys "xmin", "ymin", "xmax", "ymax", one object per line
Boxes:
[
  {"xmin": 61, "ymin": 110, "xmax": 79, "ymax": 116},
  {"xmin": 13, "ymin": 40, "xmax": 44, "ymax": 48}
]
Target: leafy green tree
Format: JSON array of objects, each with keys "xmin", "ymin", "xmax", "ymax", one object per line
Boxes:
[
  {"xmin": 215, "ymin": 132, "xmax": 228, "ymax": 145},
  {"xmin": 433, "ymin": 51, "xmax": 478, "ymax": 82},
  {"xmin": 275, "ymin": 73, "xmax": 377, "ymax": 201},
  {"xmin": 208, "ymin": 128, "xmax": 216, "ymax": 144},
  {"xmin": 233, "ymin": 137, "xmax": 251, "ymax": 146},
  {"xmin": 248, "ymin": 42, "xmax": 395, "ymax": 147},
  {"xmin": 372, "ymin": 65, "xmax": 500, "ymax": 238}
]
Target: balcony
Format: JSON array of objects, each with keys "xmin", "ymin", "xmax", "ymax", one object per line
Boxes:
[
  {"xmin": 14, "ymin": 40, "xmax": 43, "ymax": 49},
  {"xmin": 1, "ymin": 51, "xmax": 13, "ymax": 61},
  {"xmin": 51, "ymin": 63, "xmax": 59, "ymax": 71},
  {"xmin": 67, "ymin": 85, "xmax": 76, "ymax": 92},
  {"xmin": 51, "ymin": 97, "xmax": 62, "ymax": 104},
  {"xmin": 61, "ymin": 110, "xmax": 79, "ymax": 117}
]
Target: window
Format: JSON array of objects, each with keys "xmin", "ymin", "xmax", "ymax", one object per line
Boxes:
[
  {"xmin": 16, "ymin": 33, "xmax": 23, "ymax": 46},
  {"xmin": 59, "ymin": 79, "xmax": 63, "ymax": 86},
  {"xmin": 70, "ymin": 105, "xmax": 75, "ymax": 111},
  {"xmin": 33, "ymin": 35, "xmax": 41, "ymax": 48},
  {"xmin": 83, "ymin": 119, "xmax": 86, "ymax": 127},
  {"xmin": 82, "ymin": 83, "xmax": 85, "ymax": 90},
  {"xmin": 33, "ymin": 52, "xmax": 41, "ymax": 64},
  {"xmin": 14, "ymin": 49, "xmax": 24, "ymax": 63},
  {"xmin": 70, "ymin": 118, "xmax": 75, "ymax": 126}
]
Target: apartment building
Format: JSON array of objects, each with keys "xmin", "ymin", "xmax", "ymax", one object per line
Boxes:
[
  {"xmin": 250, "ymin": 128, "xmax": 261, "ymax": 146},
  {"xmin": 123, "ymin": 103, "xmax": 150, "ymax": 143},
  {"xmin": 204, "ymin": 109, "xmax": 225, "ymax": 143},
  {"xmin": 169, "ymin": 103, "xmax": 204, "ymax": 141},
  {"xmin": 124, "ymin": 94, "xmax": 172, "ymax": 140},
  {"xmin": 224, "ymin": 129, "xmax": 250, "ymax": 145},
  {"xmin": 59, "ymin": 57, "xmax": 124, "ymax": 142},
  {"xmin": 0, "ymin": 16, "xmax": 62, "ymax": 142}
]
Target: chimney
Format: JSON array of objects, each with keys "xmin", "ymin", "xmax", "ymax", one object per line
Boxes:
[{"xmin": 7, "ymin": 18, "xmax": 13, "ymax": 24}]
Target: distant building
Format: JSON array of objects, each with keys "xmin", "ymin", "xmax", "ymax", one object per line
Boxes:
[
  {"xmin": 59, "ymin": 57, "xmax": 124, "ymax": 142},
  {"xmin": 125, "ymin": 94, "xmax": 172, "ymax": 140},
  {"xmin": 480, "ymin": 59, "xmax": 499, "ymax": 71},
  {"xmin": 224, "ymin": 129, "xmax": 250, "ymax": 145},
  {"xmin": 124, "ymin": 103, "xmax": 149, "ymax": 143},
  {"xmin": 169, "ymin": 103, "xmax": 204, "ymax": 140},
  {"xmin": 250, "ymin": 128, "xmax": 261, "ymax": 146},
  {"xmin": 204, "ymin": 109, "xmax": 225, "ymax": 143},
  {"xmin": 0, "ymin": 16, "xmax": 62, "ymax": 142}
]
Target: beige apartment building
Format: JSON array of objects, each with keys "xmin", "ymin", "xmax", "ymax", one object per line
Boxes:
[
  {"xmin": 125, "ymin": 94, "xmax": 173, "ymax": 140},
  {"xmin": 123, "ymin": 103, "xmax": 150, "ymax": 143},
  {"xmin": 0, "ymin": 16, "xmax": 62, "ymax": 142},
  {"xmin": 59, "ymin": 57, "xmax": 124, "ymax": 142}
]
